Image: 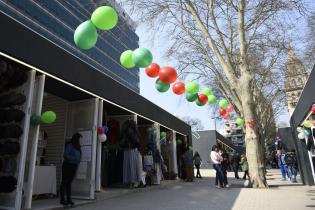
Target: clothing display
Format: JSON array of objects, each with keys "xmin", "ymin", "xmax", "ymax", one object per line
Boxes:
[
  {"xmin": 107, "ymin": 119, "xmax": 120, "ymax": 145},
  {"xmin": 123, "ymin": 148, "xmax": 140, "ymax": 184},
  {"xmin": 0, "ymin": 176, "xmax": 17, "ymax": 193},
  {"xmin": 0, "ymin": 109, "xmax": 25, "ymax": 123},
  {"xmin": 0, "ymin": 92, "xmax": 26, "ymax": 107},
  {"xmin": 0, "ymin": 124, "xmax": 23, "ymax": 138},
  {"xmin": 0, "ymin": 60, "xmax": 28, "ymax": 196}
]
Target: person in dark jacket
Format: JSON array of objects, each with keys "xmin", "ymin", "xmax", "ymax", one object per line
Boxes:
[
  {"xmin": 60, "ymin": 133, "xmax": 82, "ymax": 206},
  {"xmin": 193, "ymin": 151, "xmax": 202, "ymax": 178},
  {"xmin": 182, "ymin": 148, "xmax": 194, "ymax": 182},
  {"xmin": 232, "ymin": 153, "xmax": 240, "ymax": 179},
  {"xmin": 285, "ymin": 149, "xmax": 298, "ymax": 183}
]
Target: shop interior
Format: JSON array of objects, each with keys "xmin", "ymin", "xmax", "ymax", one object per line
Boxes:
[
  {"xmin": 175, "ymin": 133, "xmax": 187, "ymax": 179},
  {"xmin": 25, "ymin": 74, "xmax": 99, "ymax": 209}
]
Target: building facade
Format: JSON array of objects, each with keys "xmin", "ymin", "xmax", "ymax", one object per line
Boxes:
[
  {"xmin": 224, "ymin": 120, "xmax": 245, "ymax": 147},
  {"xmin": 0, "ymin": 0, "xmax": 140, "ymax": 92},
  {"xmin": 285, "ymin": 49, "xmax": 308, "ymax": 116}
]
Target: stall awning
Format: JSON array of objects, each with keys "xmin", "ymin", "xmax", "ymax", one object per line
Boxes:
[
  {"xmin": 0, "ymin": 11, "xmax": 191, "ymax": 137},
  {"xmin": 291, "ymin": 65, "xmax": 315, "ymax": 127}
]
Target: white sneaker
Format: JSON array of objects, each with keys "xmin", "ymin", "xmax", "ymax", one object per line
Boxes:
[
  {"xmin": 225, "ymin": 184, "xmax": 230, "ymax": 188},
  {"xmin": 216, "ymin": 185, "xmax": 221, "ymax": 189}
]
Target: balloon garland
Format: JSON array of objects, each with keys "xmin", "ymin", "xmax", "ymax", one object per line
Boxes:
[{"xmin": 72, "ymin": 5, "xmax": 250, "ymax": 128}]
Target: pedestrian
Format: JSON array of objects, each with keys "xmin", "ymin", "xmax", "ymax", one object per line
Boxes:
[
  {"xmin": 210, "ymin": 145, "xmax": 225, "ymax": 188},
  {"xmin": 239, "ymin": 154, "xmax": 249, "ymax": 180},
  {"xmin": 232, "ymin": 153, "xmax": 240, "ymax": 179},
  {"xmin": 60, "ymin": 133, "xmax": 82, "ymax": 206},
  {"xmin": 193, "ymin": 151, "xmax": 202, "ymax": 178},
  {"xmin": 218, "ymin": 149, "xmax": 229, "ymax": 187},
  {"xmin": 285, "ymin": 149, "xmax": 298, "ymax": 183},
  {"xmin": 182, "ymin": 147, "xmax": 194, "ymax": 182},
  {"xmin": 278, "ymin": 151, "xmax": 287, "ymax": 181}
]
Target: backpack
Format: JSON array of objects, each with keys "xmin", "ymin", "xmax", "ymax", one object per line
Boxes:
[
  {"xmin": 285, "ymin": 153, "xmax": 296, "ymax": 166},
  {"xmin": 194, "ymin": 156, "xmax": 202, "ymax": 165}
]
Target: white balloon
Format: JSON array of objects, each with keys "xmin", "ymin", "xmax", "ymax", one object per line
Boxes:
[
  {"xmin": 296, "ymin": 127, "xmax": 303, "ymax": 133},
  {"xmin": 99, "ymin": 134, "xmax": 107, "ymax": 142},
  {"xmin": 298, "ymin": 132, "xmax": 305, "ymax": 140}
]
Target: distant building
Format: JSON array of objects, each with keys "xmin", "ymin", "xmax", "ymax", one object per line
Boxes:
[
  {"xmin": 285, "ymin": 49, "xmax": 308, "ymax": 116},
  {"xmin": 224, "ymin": 120, "xmax": 245, "ymax": 147},
  {"xmin": 192, "ymin": 130, "xmax": 243, "ymax": 168}
]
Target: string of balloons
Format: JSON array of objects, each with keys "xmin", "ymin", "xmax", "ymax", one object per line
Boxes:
[{"xmin": 73, "ymin": 5, "xmax": 248, "ymax": 128}]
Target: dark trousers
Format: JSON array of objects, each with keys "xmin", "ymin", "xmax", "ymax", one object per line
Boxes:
[
  {"xmin": 195, "ymin": 164, "xmax": 202, "ymax": 178},
  {"xmin": 60, "ymin": 162, "xmax": 78, "ymax": 202},
  {"xmin": 216, "ymin": 169, "xmax": 228, "ymax": 186},
  {"xmin": 233, "ymin": 166, "xmax": 239, "ymax": 179},
  {"xmin": 213, "ymin": 164, "xmax": 225, "ymax": 186},
  {"xmin": 243, "ymin": 170, "xmax": 249, "ymax": 180}
]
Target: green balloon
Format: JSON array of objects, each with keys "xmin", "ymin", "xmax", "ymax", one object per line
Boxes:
[
  {"xmin": 189, "ymin": 146, "xmax": 193, "ymax": 151},
  {"xmin": 202, "ymin": 88, "xmax": 212, "ymax": 96},
  {"xmin": 30, "ymin": 115, "xmax": 41, "ymax": 126},
  {"xmin": 196, "ymin": 100, "xmax": 206, "ymax": 106},
  {"xmin": 236, "ymin": 118, "xmax": 245, "ymax": 126},
  {"xmin": 91, "ymin": 6, "xmax": 118, "ymax": 30},
  {"xmin": 120, "ymin": 50, "xmax": 135, "ymax": 68},
  {"xmin": 132, "ymin": 48, "xmax": 153, "ymax": 68},
  {"xmin": 219, "ymin": 99, "xmax": 229, "ymax": 109},
  {"xmin": 74, "ymin": 20, "xmax": 98, "ymax": 50},
  {"xmin": 176, "ymin": 139, "xmax": 182, "ymax": 145},
  {"xmin": 186, "ymin": 93, "xmax": 198, "ymax": 102},
  {"xmin": 155, "ymin": 79, "xmax": 170, "ymax": 92},
  {"xmin": 41, "ymin": 111, "xmax": 57, "ymax": 124},
  {"xmin": 208, "ymin": 95, "xmax": 217, "ymax": 104},
  {"xmin": 160, "ymin": 132, "xmax": 167, "ymax": 138},
  {"xmin": 185, "ymin": 82, "xmax": 199, "ymax": 94}
]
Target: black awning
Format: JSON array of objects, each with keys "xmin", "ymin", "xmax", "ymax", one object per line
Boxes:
[
  {"xmin": 0, "ymin": 11, "xmax": 191, "ymax": 136},
  {"xmin": 291, "ymin": 65, "xmax": 315, "ymax": 128}
]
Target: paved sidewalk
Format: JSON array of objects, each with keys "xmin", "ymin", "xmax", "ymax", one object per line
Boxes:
[{"xmin": 70, "ymin": 169, "xmax": 315, "ymax": 210}]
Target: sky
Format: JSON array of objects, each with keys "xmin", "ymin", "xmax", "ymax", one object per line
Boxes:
[{"xmin": 123, "ymin": 2, "xmax": 314, "ymax": 131}]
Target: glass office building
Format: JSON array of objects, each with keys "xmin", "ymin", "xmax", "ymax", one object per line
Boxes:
[{"xmin": 0, "ymin": 0, "xmax": 140, "ymax": 92}]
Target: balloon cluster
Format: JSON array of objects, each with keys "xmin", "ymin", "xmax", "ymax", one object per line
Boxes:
[
  {"xmin": 74, "ymin": 6, "xmax": 118, "ymax": 50},
  {"xmin": 296, "ymin": 119, "xmax": 313, "ymax": 140},
  {"xmin": 97, "ymin": 125, "xmax": 109, "ymax": 142},
  {"xmin": 30, "ymin": 111, "xmax": 57, "ymax": 126}
]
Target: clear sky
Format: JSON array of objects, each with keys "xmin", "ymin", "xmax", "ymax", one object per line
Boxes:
[{"xmin": 126, "ymin": 2, "xmax": 314, "ymax": 130}]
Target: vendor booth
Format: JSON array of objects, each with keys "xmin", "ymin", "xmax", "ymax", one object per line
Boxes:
[{"xmin": 0, "ymin": 10, "xmax": 191, "ymax": 210}]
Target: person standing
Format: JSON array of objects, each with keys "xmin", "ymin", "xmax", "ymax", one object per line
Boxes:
[
  {"xmin": 193, "ymin": 151, "xmax": 202, "ymax": 178},
  {"xmin": 60, "ymin": 133, "xmax": 82, "ymax": 206},
  {"xmin": 239, "ymin": 154, "xmax": 249, "ymax": 180},
  {"xmin": 183, "ymin": 147, "xmax": 194, "ymax": 182},
  {"xmin": 285, "ymin": 149, "xmax": 298, "ymax": 182},
  {"xmin": 210, "ymin": 145, "xmax": 224, "ymax": 188},
  {"xmin": 278, "ymin": 151, "xmax": 287, "ymax": 181}
]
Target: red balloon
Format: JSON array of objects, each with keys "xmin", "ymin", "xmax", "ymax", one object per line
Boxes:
[
  {"xmin": 223, "ymin": 113, "xmax": 230, "ymax": 120},
  {"xmin": 97, "ymin": 127, "xmax": 104, "ymax": 134},
  {"xmin": 311, "ymin": 106, "xmax": 315, "ymax": 114},
  {"xmin": 198, "ymin": 94, "xmax": 208, "ymax": 103},
  {"xmin": 247, "ymin": 119, "xmax": 254, "ymax": 128},
  {"xmin": 145, "ymin": 63, "xmax": 160, "ymax": 78},
  {"xmin": 159, "ymin": 66, "xmax": 178, "ymax": 84},
  {"xmin": 219, "ymin": 108, "xmax": 227, "ymax": 116},
  {"xmin": 172, "ymin": 82, "xmax": 185, "ymax": 95}
]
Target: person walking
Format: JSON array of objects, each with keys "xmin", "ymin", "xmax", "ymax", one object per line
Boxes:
[
  {"xmin": 210, "ymin": 145, "xmax": 225, "ymax": 188},
  {"xmin": 285, "ymin": 149, "xmax": 298, "ymax": 183},
  {"xmin": 239, "ymin": 154, "xmax": 249, "ymax": 180},
  {"xmin": 60, "ymin": 133, "xmax": 82, "ymax": 206},
  {"xmin": 193, "ymin": 151, "xmax": 202, "ymax": 178},
  {"xmin": 217, "ymin": 149, "xmax": 229, "ymax": 187},
  {"xmin": 278, "ymin": 151, "xmax": 287, "ymax": 181},
  {"xmin": 232, "ymin": 153, "xmax": 240, "ymax": 179}
]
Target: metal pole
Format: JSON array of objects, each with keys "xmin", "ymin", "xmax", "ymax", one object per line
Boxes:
[
  {"xmin": 95, "ymin": 99, "xmax": 103, "ymax": 191},
  {"xmin": 15, "ymin": 70, "xmax": 36, "ymax": 210},
  {"xmin": 25, "ymin": 75, "xmax": 45, "ymax": 209},
  {"xmin": 90, "ymin": 98, "xmax": 99, "ymax": 199}
]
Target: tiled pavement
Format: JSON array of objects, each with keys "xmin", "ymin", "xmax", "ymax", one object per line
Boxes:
[{"xmin": 35, "ymin": 169, "xmax": 315, "ymax": 210}]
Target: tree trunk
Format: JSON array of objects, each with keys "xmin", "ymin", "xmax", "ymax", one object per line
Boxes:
[{"xmin": 240, "ymin": 75, "xmax": 268, "ymax": 188}]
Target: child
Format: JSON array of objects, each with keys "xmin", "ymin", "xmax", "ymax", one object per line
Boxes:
[{"xmin": 239, "ymin": 154, "xmax": 249, "ymax": 180}]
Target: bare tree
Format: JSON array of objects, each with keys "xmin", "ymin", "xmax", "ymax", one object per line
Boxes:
[
  {"xmin": 120, "ymin": 0, "xmax": 310, "ymax": 187},
  {"xmin": 182, "ymin": 116, "xmax": 205, "ymax": 131}
]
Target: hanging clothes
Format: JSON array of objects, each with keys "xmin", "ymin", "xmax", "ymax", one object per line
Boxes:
[{"xmin": 123, "ymin": 148, "xmax": 140, "ymax": 184}]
